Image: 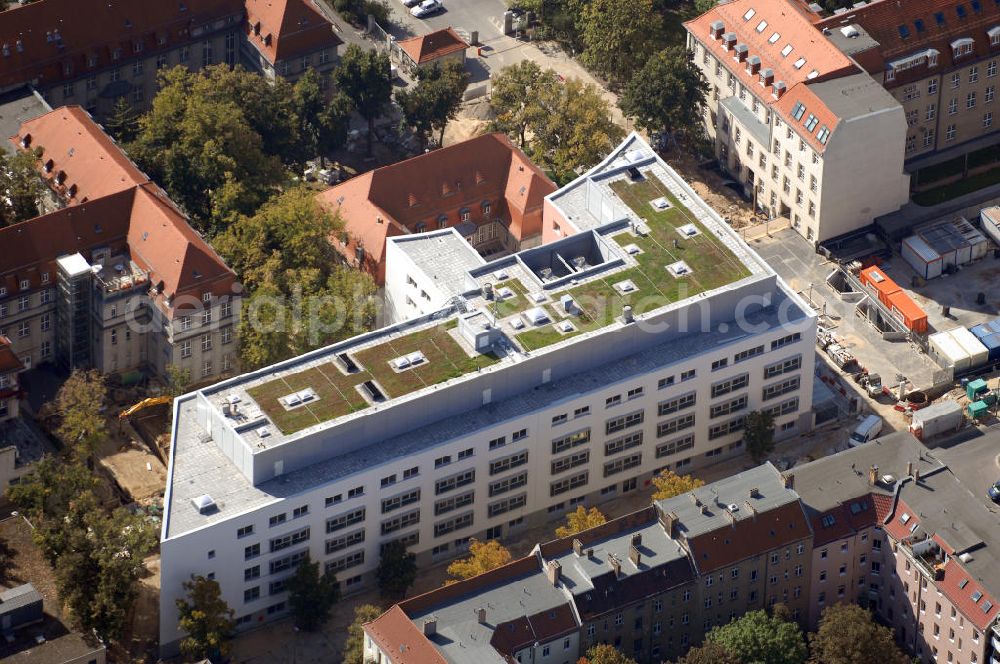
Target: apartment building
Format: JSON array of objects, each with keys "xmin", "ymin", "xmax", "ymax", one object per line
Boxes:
[
  {"xmin": 685, "ymin": 0, "xmax": 911, "ymax": 243},
  {"xmin": 316, "ymin": 133, "xmax": 556, "ymax": 285},
  {"xmin": 0, "ymin": 0, "xmax": 340, "ymax": 119},
  {"xmin": 157, "ymin": 134, "xmax": 817, "ymax": 654},
  {"xmin": 818, "ymin": 0, "xmax": 1000, "ymax": 172},
  {"xmin": 362, "ymin": 463, "xmax": 812, "ymax": 664},
  {"xmin": 1, "ymin": 106, "xmax": 239, "ymax": 383},
  {"xmin": 365, "ymin": 431, "xmax": 1000, "ymax": 664},
  {"xmin": 0, "ymin": 336, "xmax": 23, "ymax": 425}
]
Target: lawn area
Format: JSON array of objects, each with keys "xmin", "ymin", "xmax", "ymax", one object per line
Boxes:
[
  {"xmin": 487, "ymin": 277, "xmax": 530, "ymax": 319},
  {"xmin": 248, "ymin": 325, "xmax": 501, "ymax": 435},
  {"xmin": 913, "ymin": 166, "xmax": 1000, "ymax": 206},
  {"xmin": 246, "ymin": 363, "xmax": 373, "ymax": 434},
  {"xmin": 515, "ymin": 175, "xmax": 751, "ymax": 351}
]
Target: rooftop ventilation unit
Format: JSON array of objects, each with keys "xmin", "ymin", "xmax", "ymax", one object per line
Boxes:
[
  {"xmin": 280, "ymin": 388, "xmax": 317, "ymax": 408},
  {"xmin": 677, "ymin": 223, "xmax": 701, "ymax": 238},
  {"xmin": 840, "ymin": 25, "xmax": 860, "ymax": 38},
  {"xmin": 525, "ymin": 307, "xmax": 550, "ymax": 326},
  {"xmin": 192, "ymin": 494, "xmax": 217, "ymax": 514},
  {"xmin": 622, "ymin": 243, "xmax": 640, "ymax": 255},
  {"xmin": 667, "ymin": 261, "xmax": 693, "ymax": 278},
  {"xmin": 649, "ymin": 197, "xmax": 671, "ymax": 211}
]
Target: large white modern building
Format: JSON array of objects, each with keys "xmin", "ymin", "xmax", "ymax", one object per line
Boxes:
[{"xmin": 158, "ymin": 135, "xmax": 817, "ymax": 653}]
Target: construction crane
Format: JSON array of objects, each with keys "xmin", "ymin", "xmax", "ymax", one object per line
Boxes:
[{"xmin": 118, "ymin": 396, "xmax": 172, "ymax": 421}]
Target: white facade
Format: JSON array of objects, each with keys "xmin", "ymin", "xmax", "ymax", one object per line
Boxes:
[{"xmin": 158, "ymin": 135, "xmax": 818, "ymax": 654}]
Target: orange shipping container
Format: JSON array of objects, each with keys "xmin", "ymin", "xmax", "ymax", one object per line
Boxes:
[
  {"xmin": 859, "ymin": 266, "xmax": 901, "ymax": 308},
  {"xmin": 886, "ymin": 289, "xmax": 928, "ymax": 334}
]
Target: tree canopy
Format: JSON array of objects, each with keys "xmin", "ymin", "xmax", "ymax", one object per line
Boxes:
[
  {"xmin": 579, "ymin": 643, "xmax": 638, "ymax": 664},
  {"xmin": 343, "ymin": 604, "xmax": 384, "ymax": 664},
  {"xmin": 446, "ymin": 539, "xmax": 512, "ymax": 583},
  {"xmin": 397, "ymin": 61, "xmax": 471, "ymax": 150},
  {"xmin": 176, "ymin": 575, "xmax": 236, "ymax": 661},
  {"xmin": 555, "ymin": 505, "xmax": 607, "ymax": 538},
  {"xmin": 333, "ymin": 44, "xmax": 392, "ymax": 155},
  {"xmin": 293, "ymin": 68, "xmax": 353, "ymax": 166},
  {"xmin": 377, "ymin": 540, "xmax": 418, "ymax": 600},
  {"xmin": 651, "ymin": 469, "xmax": 706, "ymax": 501},
  {"xmin": 488, "ymin": 61, "xmax": 560, "ymax": 149},
  {"xmin": 706, "ymin": 609, "xmax": 808, "ymax": 664},
  {"xmin": 0, "ymin": 147, "xmax": 43, "ymax": 227},
  {"xmin": 105, "ymin": 97, "xmax": 140, "ymax": 144},
  {"xmin": 213, "ymin": 187, "xmax": 377, "ymax": 369},
  {"xmin": 130, "ymin": 66, "xmax": 287, "ymax": 231},
  {"xmin": 287, "ymin": 554, "xmax": 340, "ymax": 631},
  {"xmin": 578, "ymin": 0, "xmax": 660, "ymax": 89},
  {"xmin": 744, "ymin": 410, "xmax": 777, "ymax": 463},
  {"xmin": 808, "ymin": 604, "xmax": 910, "ymax": 664},
  {"xmin": 53, "ymin": 369, "xmax": 107, "ymax": 458},
  {"xmin": 674, "ymin": 642, "xmax": 742, "ymax": 664},
  {"xmin": 621, "ymin": 46, "xmax": 708, "ymax": 147}
]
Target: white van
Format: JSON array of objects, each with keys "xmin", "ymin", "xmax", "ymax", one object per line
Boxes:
[{"xmin": 848, "ymin": 414, "xmax": 883, "ymax": 448}]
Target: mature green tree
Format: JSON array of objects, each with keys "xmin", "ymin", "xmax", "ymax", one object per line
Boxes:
[
  {"xmin": 693, "ymin": 0, "xmax": 718, "ymax": 13},
  {"xmin": 674, "ymin": 642, "xmax": 741, "ymax": 664},
  {"xmin": 176, "ymin": 575, "xmax": 236, "ymax": 661},
  {"xmin": 293, "ymin": 68, "xmax": 353, "ymax": 167},
  {"xmin": 333, "ymin": 44, "xmax": 392, "ymax": 155},
  {"xmin": 446, "ymin": 539, "xmax": 512, "ymax": 583},
  {"xmin": 621, "ymin": 46, "xmax": 709, "ymax": 148},
  {"xmin": 343, "ymin": 604, "xmax": 384, "ymax": 664},
  {"xmin": 744, "ymin": 410, "xmax": 777, "ymax": 463},
  {"xmin": 555, "ymin": 505, "xmax": 606, "ymax": 538},
  {"xmin": 0, "ymin": 535, "xmax": 13, "ymax": 584},
  {"xmin": 376, "ymin": 539, "xmax": 418, "ymax": 600},
  {"xmin": 0, "ymin": 147, "xmax": 43, "ymax": 227},
  {"xmin": 214, "ymin": 187, "xmax": 376, "ymax": 368},
  {"xmin": 130, "ymin": 66, "xmax": 285, "ymax": 230},
  {"xmin": 105, "ymin": 97, "xmax": 140, "ymax": 144},
  {"xmin": 581, "ymin": 643, "xmax": 638, "ymax": 664},
  {"xmin": 286, "ymin": 554, "xmax": 340, "ymax": 631},
  {"xmin": 165, "ymin": 364, "xmax": 192, "ymax": 398},
  {"xmin": 52, "ymin": 369, "xmax": 107, "ymax": 458},
  {"xmin": 531, "ymin": 77, "xmax": 624, "ymax": 183},
  {"xmin": 397, "ymin": 61, "xmax": 470, "ymax": 150},
  {"xmin": 578, "ymin": 0, "xmax": 659, "ymax": 88},
  {"xmin": 488, "ymin": 61, "xmax": 560, "ymax": 149},
  {"xmin": 55, "ymin": 494, "xmax": 157, "ymax": 642},
  {"xmin": 6, "ymin": 457, "xmax": 101, "ymax": 563},
  {"xmin": 706, "ymin": 609, "xmax": 807, "ymax": 664},
  {"xmin": 809, "ymin": 604, "xmax": 910, "ymax": 664}
]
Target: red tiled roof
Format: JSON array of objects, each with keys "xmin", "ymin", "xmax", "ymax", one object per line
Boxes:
[
  {"xmin": 883, "ymin": 498, "xmax": 919, "ymax": 540},
  {"xmin": 687, "ymin": 501, "xmax": 812, "ymax": 573},
  {"xmin": 685, "ymin": 0, "xmax": 858, "ymax": 152},
  {"xmin": 490, "ymin": 604, "xmax": 577, "ymax": 657},
  {"xmin": 316, "ymin": 133, "xmax": 555, "ymax": 281},
  {"xmin": 10, "ymin": 106, "xmax": 147, "ymax": 205},
  {"xmin": 0, "ymin": 0, "xmax": 244, "ymax": 91},
  {"xmin": 817, "ymin": 0, "xmax": 1000, "ymax": 86},
  {"xmin": 872, "ymin": 492, "xmax": 895, "ymax": 523},
  {"xmin": 244, "ymin": 0, "xmax": 341, "ymax": 63},
  {"xmin": 364, "ymin": 605, "xmax": 448, "ymax": 664},
  {"xmin": 1, "ymin": 109, "xmax": 234, "ymax": 316},
  {"xmin": 398, "ymin": 27, "xmax": 469, "ymax": 65},
  {"xmin": 0, "ymin": 336, "xmax": 24, "ymax": 374},
  {"xmin": 937, "ymin": 557, "xmax": 1000, "ymax": 630}
]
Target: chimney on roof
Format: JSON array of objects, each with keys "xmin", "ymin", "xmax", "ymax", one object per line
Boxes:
[
  {"xmin": 747, "ymin": 55, "xmax": 761, "ymax": 75},
  {"xmin": 700, "ymin": 504, "xmax": 711, "ymax": 516},
  {"xmin": 744, "ymin": 500, "xmax": 758, "ymax": 517},
  {"xmin": 690, "ymin": 493, "xmax": 702, "ymax": 507},
  {"xmin": 572, "ymin": 538, "xmax": 583, "ymax": 557},
  {"xmin": 631, "ymin": 533, "xmax": 642, "ymax": 548},
  {"xmin": 782, "ymin": 473, "xmax": 795, "ymax": 490},
  {"xmin": 772, "ymin": 80, "xmax": 787, "ymax": 99},
  {"xmin": 660, "ymin": 510, "xmax": 679, "ymax": 538},
  {"xmin": 545, "ymin": 560, "xmax": 562, "ymax": 587},
  {"xmin": 423, "ymin": 617, "xmax": 437, "ymax": 636},
  {"xmin": 722, "ymin": 32, "xmax": 736, "ymax": 50},
  {"xmin": 749, "ymin": 487, "xmax": 760, "ymax": 499},
  {"xmin": 734, "ymin": 43, "xmax": 749, "ymax": 62},
  {"xmin": 710, "ymin": 20, "xmax": 725, "ymax": 40},
  {"xmin": 868, "ymin": 464, "xmax": 879, "ymax": 486},
  {"xmin": 608, "ymin": 553, "xmax": 622, "ymax": 578},
  {"xmin": 913, "ymin": 468, "xmax": 920, "ymax": 483},
  {"xmin": 906, "ymin": 461, "xmax": 913, "ymax": 477},
  {"xmin": 476, "ymin": 607, "xmax": 487, "ymax": 624},
  {"xmin": 628, "ymin": 542, "xmax": 641, "ymax": 567},
  {"xmin": 760, "ymin": 68, "xmax": 774, "ymax": 86}
]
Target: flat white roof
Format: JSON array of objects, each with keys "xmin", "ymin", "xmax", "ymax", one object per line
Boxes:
[{"xmin": 56, "ymin": 252, "xmax": 91, "ymax": 278}]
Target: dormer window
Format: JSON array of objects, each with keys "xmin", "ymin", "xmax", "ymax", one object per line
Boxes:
[
  {"xmin": 88, "ymin": 54, "xmax": 98, "ymax": 68},
  {"xmin": 112, "ymin": 48, "xmax": 122, "ymax": 60},
  {"xmin": 55, "ymin": 171, "xmax": 66, "ymax": 185},
  {"xmin": 44, "ymin": 159, "xmax": 54, "ymax": 173},
  {"xmin": 20, "ymin": 134, "xmax": 31, "ymax": 149},
  {"xmin": 951, "ymin": 37, "xmax": 974, "ymax": 58},
  {"xmin": 988, "ymin": 26, "xmax": 1000, "ymax": 47},
  {"xmin": 134, "ymin": 41, "xmax": 144, "ymax": 53}
]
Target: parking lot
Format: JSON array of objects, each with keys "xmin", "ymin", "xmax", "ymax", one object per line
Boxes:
[{"xmin": 751, "ymin": 229, "xmax": 941, "ymax": 389}]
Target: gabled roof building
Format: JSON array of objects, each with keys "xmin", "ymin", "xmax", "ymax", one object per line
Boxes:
[
  {"xmin": 685, "ymin": 0, "xmax": 912, "ymax": 244},
  {"xmin": 2, "ymin": 106, "xmax": 239, "ymax": 384},
  {"xmin": 0, "ymin": 0, "xmax": 340, "ymax": 121},
  {"xmin": 365, "ymin": 430, "xmax": 1000, "ymax": 664}
]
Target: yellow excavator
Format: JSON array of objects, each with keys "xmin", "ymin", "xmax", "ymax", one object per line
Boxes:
[{"xmin": 118, "ymin": 396, "xmax": 173, "ymax": 421}]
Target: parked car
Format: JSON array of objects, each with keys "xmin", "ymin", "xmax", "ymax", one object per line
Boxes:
[
  {"xmin": 402, "ymin": 0, "xmax": 422, "ymax": 7},
  {"xmin": 989, "ymin": 480, "xmax": 1000, "ymax": 503},
  {"xmin": 411, "ymin": 0, "xmax": 443, "ymax": 17}
]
